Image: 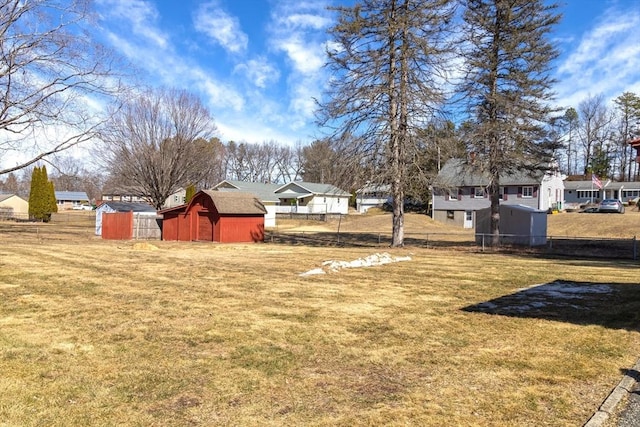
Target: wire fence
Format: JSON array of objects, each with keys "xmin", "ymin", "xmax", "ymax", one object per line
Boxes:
[
  {"xmin": 2, "ymin": 214, "xmax": 638, "ymax": 261},
  {"xmin": 267, "ymin": 230, "xmax": 640, "ymax": 261}
]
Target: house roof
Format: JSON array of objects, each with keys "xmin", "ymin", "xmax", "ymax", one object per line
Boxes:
[
  {"xmin": 212, "ymin": 180, "xmax": 281, "ymax": 202},
  {"xmin": 0, "ymin": 193, "xmax": 17, "ymax": 203},
  {"xmin": 356, "ymin": 183, "xmax": 391, "ymax": 194},
  {"xmin": 98, "ymin": 202, "xmax": 157, "ymax": 213},
  {"xmin": 563, "ymin": 180, "xmax": 640, "ymax": 190},
  {"xmin": 212, "ymin": 180, "xmax": 351, "ymax": 200},
  {"xmin": 275, "ymin": 181, "xmax": 351, "ymax": 197},
  {"xmin": 433, "ymin": 159, "xmax": 544, "ymax": 188},
  {"xmin": 199, "ymin": 190, "xmax": 267, "ymax": 215},
  {"xmin": 55, "ymin": 191, "xmax": 89, "ymax": 201}
]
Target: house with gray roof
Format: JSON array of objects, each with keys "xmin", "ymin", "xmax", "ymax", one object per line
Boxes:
[
  {"xmin": 355, "ymin": 183, "xmax": 391, "ymax": 213},
  {"xmin": 274, "ymin": 181, "xmax": 350, "ymax": 215},
  {"xmin": 563, "ymin": 179, "xmax": 640, "ymax": 207},
  {"xmin": 432, "ymin": 158, "xmax": 565, "ymax": 229},
  {"xmin": 211, "ymin": 180, "xmax": 351, "ymax": 227},
  {"xmin": 55, "ymin": 191, "xmax": 89, "ymax": 210},
  {"xmin": 212, "ymin": 180, "xmax": 281, "ymax": 227}
]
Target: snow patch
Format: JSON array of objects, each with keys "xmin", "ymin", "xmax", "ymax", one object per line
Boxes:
[{"xmin": 300, "ymin": 252, "xmax": 411, "ymax": 276}]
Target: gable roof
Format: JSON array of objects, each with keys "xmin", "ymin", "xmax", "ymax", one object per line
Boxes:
[
  {"xmin": 212, "ymin": 180, "xmax": 281, "ymax": 202},
  {"xmin": 98, "ymin": 202, "xmax": 157, "ymax": 213},
  {"xmin": 564, "ymin": 180, "xmax": 640, "ymax": 191},
  {"xmin": 197, "ymin": 190, "xmax": 267, "ymax": 215},
  {"xmin": 55, "ymin": 191, "xmax": 89, "ymax": 201},
  {"xmin": 0, "ymin": 193, "xmax": 18, "ymax": 203},
  {"xmin": 275, "ymin": 181, "xmax": 350, "ymax": 197},
  {"xmin": 434, "ymin": 158, "xmax": 544, "ymax": 188},
  {"xmin": 356, "ymin": 183, "xmax": 391, "ymax": 194}
]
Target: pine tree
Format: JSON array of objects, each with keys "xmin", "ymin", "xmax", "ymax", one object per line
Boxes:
[
  {"xmin": 28, "ymin": 167, "xmax": 43, "ymax": 221},
  {"xmin": 319, "ymin": 0, "xmax": 455, "ymax": 247},
  {"xmin": 27, "ymin": 166, "xmax": 57, "ymax": 222},
  {"xmin": 458, "ymin": 0, "xmax": 561, "ymax": 245}
]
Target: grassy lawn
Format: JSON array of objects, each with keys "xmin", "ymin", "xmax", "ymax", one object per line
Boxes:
[{"xmin": 1, "ymin": 212, "xmax": 639, "ymax": 426}]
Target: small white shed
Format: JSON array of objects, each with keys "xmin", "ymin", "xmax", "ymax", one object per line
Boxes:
[{"xmin": 475, "ymin": 204, "xmax": 547, "ymax": 246}]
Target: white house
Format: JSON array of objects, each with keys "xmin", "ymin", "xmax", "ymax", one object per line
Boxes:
[
  {"xmin": 274, "ymin": 181, "xmax": 350, "ymax": 215},
  {"xmin": 212, "ymin": 180, "xmax": 281, "ymax": 228},
  {"xmin": 211, "ymin": 180, "xmax": 351, "ymax": 226},
  {"xmin": 355, "ymin": 183, "xmax": 391, "ymax": 213}
]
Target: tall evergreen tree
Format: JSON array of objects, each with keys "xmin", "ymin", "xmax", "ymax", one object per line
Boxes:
[
  {"xmin": 28, "ymin": 167, "xmax": 42, "ymax": 220},
  {"xmin": 28, "ymin": 166, "xmax": 57, "ymax": 222},
  {"xmin": 319, "ymin": 0, "xmax": 455, "ymax": 247},
  {"xmin": 40, "ymin": 165, "xmax": 57, "ymax": 221},
  {"xmin": 458, "ymin": 0, "xmax": 561, "ymax": 245}
]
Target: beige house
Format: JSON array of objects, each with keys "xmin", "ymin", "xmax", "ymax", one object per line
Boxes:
[{"xmin": 0, "ymin": 194, "xmax": 29, "ymax": 220}]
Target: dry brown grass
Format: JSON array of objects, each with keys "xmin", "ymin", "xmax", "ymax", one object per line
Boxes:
[
  {"xmin": 1, "ymin": 215, "xmax": 640, "ymax": 426},
  {"xmin": 275, "ymin": 207, "xmax": 640, "ymax": 239}
]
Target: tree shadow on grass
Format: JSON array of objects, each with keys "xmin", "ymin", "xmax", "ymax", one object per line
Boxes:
[{"xmin": 462, "ymin": 279, "xmax": 640, "ymax": 332}]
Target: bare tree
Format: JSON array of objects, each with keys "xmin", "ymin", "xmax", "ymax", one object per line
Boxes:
[
  {"xmin": 194, "ymin": 137, "xmax": 226, "ymax": 189},
  {"xmin": 319, "ymin": 0, "xmax": 455, "ymax": 247},
  {"xmin": 0, "ymin": 0, "xmax": 123, "ymax": 175},
  {"xmin": 99, "ymin": 88, "xmax": 217, "ymax": 210},
  {"xmin": 577, "ymin": 94, "xmax": 613, "ymax": 176},
  {"xmin": 458, "ymin": 0, "xmax": 560, "ymax": 245},
  {"xmin": 301, "ymin": 139, "xmax": 342, "ymax": 185}
]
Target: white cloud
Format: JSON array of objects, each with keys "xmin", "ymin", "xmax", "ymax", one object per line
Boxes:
[
  {"xmin": 193, "ymin": 1, "xmax": 248, "ymax": 54},
  {"xmin": 234, "ymin": 57, "xmax": 280, "ymax": 88},
  {"xmin": 286, "ymin": 13, "xmax": 331, "ymax": 29},
  {"xmin": 265, "ymin": 0, "xmax": 332, "ymax": 126},
  {"xmin": 97, "ymin": 0, "xmax": 168, "ymax": 48},
  {"xmin": 554, "ymin": 5, "xmax": 640, "ymax": 108}
]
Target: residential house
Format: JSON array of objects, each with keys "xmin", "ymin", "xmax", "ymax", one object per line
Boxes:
[
  {"xmin": 432, "ymin": 158, "xmax": 565, "ymax": 229},
  {"xmin": 55, "ymin": 191, "xmax": 89, "ymax": 210},
  {"xmin": 211, "ymin": 180, "xmax": 351, "ymax": 226},
  {"xmin": 274, "ymin": 181, "xmax": 350, "ymax": 215},
  {"xmin": 100, "ymin": 188, "xmax": 186, "ymax": 209},
  {"xmin": 564, "ymin": 179, "xmax": 640, "ymax": 206},
  {"xmin": 212, "ymin": 180, "xmax": 281, "ymax": 228},
  {"xmin": 0, "ymin": 193, "xmax": 28, "ymax": 220},
  {"xmin": 355, "ymin": 183, "xmax": 391, "ymax": 213}
]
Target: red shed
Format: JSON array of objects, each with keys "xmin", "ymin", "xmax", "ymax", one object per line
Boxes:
[{"xmin": 160, "ymin": 190, "xmax": 267, "ymax": 243}]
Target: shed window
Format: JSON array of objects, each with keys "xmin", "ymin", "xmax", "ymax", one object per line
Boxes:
[
  {"xmin": 474, "ymin": 187, "xmax": 484, "ymax": 198},
  {"xmin": 446, "ymin": 210, "xmax": 454, "ymax": 219}
]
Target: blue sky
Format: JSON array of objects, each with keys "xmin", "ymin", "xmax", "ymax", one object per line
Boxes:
[
  {"xmin": 2, "ymin": 0, "xmax": 639, "ymax": 173},
  {"xmin": 91, "ymin": 0, "xmax": 639, "ymax": 146}
]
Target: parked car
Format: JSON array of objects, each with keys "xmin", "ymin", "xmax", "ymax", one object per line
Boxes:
[
  {"xmin": 598, "ymin": 199, "xmax": 625, "ymax": 214},
  {"xmin": 72, "ymin": 204, "xmax": 94, "ymax": 211}
]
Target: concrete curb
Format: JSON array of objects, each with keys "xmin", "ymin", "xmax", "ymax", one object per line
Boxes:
[{"xmin": 583, "ymin": 358, "xmax": 640, "ymax": 427}]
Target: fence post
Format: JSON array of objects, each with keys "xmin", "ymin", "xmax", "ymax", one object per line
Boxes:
[
  {"xmin": 633, "ymin": 236, "xmax": 637, "ymax": 261},
  {"xmin": 482, "ymin": 233, "xmax": 485, "ymax": 252}
]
